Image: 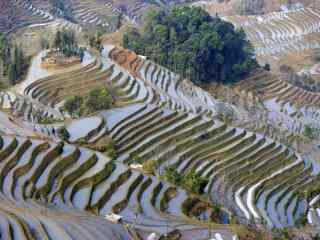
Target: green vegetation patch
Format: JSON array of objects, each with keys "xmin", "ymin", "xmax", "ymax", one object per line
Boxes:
[
  {"xmin": 164, "ymin": 166, "xmax": 208, "ymax": 195},
  {"xmin": 62, "ymin": 87, "xmax": 114, "ymax": 118},
  {"xmin": 123, "ymin": 6, "xmax": 257, "ymax": 84},
  {"xmin": 0, "ymin": 33, "xmax": 29, "ymax": 85}
]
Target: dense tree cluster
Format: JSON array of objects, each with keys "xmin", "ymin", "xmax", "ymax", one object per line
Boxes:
[
  {"xmin": 53, "ymin": 30, "xmax": 84, "ymax": 59},
  {"xmin": 0, "ymin": 33, "xmax": 28, "ymax": 85},
  {"xmin": 123, "ymin": 6, "xmax": 257, "ymax": 84}
]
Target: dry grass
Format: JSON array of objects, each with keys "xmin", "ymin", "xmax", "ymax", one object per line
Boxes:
[
  {"xmin": 198, "ymin": 1, "xmax": 237, "ymax": 16},
  {"xmin": 270, "ymin": 49, "xmax": 320, "ymax": 72},
  {"xmin": 101, "ymin": 24, "xmax": 137, "ymax": 47},
  {"xmin": 10, "ymin": 22, "xmax": 86, "ymax": 57}
]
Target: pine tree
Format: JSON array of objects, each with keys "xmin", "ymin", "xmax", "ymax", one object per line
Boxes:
[
  {"xmin": 54, "ymin": 30, "xmax": 62, "ymax": 49},
  {"xmin": 8, "ymin": 63, "xmax": 17, "ymax": 85}
]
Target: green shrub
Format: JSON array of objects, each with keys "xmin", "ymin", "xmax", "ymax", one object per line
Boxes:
[
  {"xmin": 184, "ymin": 170, "xmax": 209, "ymax": 195},
  {"xmin": 129, "ymin": 152, "xmax": 141, "ymax": 164},
  {"xmin": 105, "ymin": 141, "xmax": 118, "ymax": 160},
  {"xmin": 58, "ymin": 127, "xmax": 70, "ymax": 141},
  {"xmin": 85, "ymin": 88, "xmax": 113, "ymax": 113},
  {"xmin": 38, "ymin": 116, "xmax": 63, "ymax": 124},
  {"xmin": 313, "ymin": 234, "xmax": 320, "ymax": 240},
  {"xmin": 263, "ymin": 63, "xmax": 271, "ymax": 71},
  {"xmin": 303, "ymin": 125, "xmax": 319, "ymax": 139},
  {"xmin": 164, "ymin": 167, "xmax": 208, "ymax": 195},
  {"xmin": 295, "ymin": 213, "xmax": 308, "ymax": 227},
  {"xmin": 63, "ymin": 95, "xmax": 83, "ymax": 118},
  {"xmin": 164, "ymin": 166, "xmax": 182, "ymax": 185},
  {"xmin": 211, "ymin": 204, "xmax": 222, "ymax": 220}
]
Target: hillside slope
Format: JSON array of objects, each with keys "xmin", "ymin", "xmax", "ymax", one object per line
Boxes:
[{"xmin": 195, "ymin": 0, "xmax": 317, "ymax": 15}]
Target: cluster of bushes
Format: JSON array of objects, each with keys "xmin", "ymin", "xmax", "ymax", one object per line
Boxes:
[
  {"xmin": 123, "ymin": 6, "xmax": 257, "ymax": 84},
  {"xmin": 58, "ymin": 127, "xmax": 70, "ymax": 141},
  {"xmin": 38, "ymin": 116, "xmax": 63, "ymax": 124},
  {"xmin": 104, "ymin": 140, "xmax": 118, "ymax": 160},
  {"xmin": 0, "ymin": 33, "xmax": 29, "ymax": 85},
  {"xmin": 164, "ymin": 166, "xmax": 208, "ymax": 195},
  {"xmin": 62, "ymin": 88, "xmax": 113, "ymax": 118},
  {"xmin": 303, "ymin": 124, "xmax": 319, "ymax": 139}
]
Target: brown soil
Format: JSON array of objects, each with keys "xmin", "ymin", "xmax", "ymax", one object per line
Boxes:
[{"xmin": 108, "ymin": 46, "xmax": 144, "ymax": 78}]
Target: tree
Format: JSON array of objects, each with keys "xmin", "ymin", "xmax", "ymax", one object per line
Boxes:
[
  {"xmin": 58, "ymin": 127, "xmax": 70, "ymax": 141},
  {"xmin": 123, "ymin": 6, "xmax": 257, "ymax": 84},
  {"xmin": 85, "ymin": 88, "xmax": 113, "ymax": 113},
  {"xmin": 40, "ymin": 37, "xmax": 50, "ymax": 50},
  {"xmin": 63, "ymin": 95, "xmax": 83, "ymax": 118},
  {"xmin": 53, "ymin": 30, "xmax": 62, "ymax": 50},
  {"xmin": 7, "ymin": 46, "xmax": 27, "ymax": 85},
  {"xmin": 263, "ymin": 63, "xmax": 271, "ymax": 71},
  {"xmin": 116, "ymin": 12, "xmax": 123, "ymax": 30},
  {"xmin": 0, "ymin": 34, "xmax": 10, "ymax": 62},
  {"xmin": 8, "ymin": 63, "xmax": 17, "ymax": 85},
  {"xmin": 89, "ymin": 31, "xmax": 102, "ymax": 51},
  {"xmin": 79, "ymin": 47, "xmax": 85, "ymax": 62}
]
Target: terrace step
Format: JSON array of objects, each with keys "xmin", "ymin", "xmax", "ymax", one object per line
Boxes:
[
  {"xmin": 0, "ymin": 135, "xmax": 224, "ymax": 235},
  {"xmin": 101, "ymin": 103, "xmax": 314, "ymax": 227}
]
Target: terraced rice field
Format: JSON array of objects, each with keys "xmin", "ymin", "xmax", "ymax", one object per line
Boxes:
[
  {"xmin": 70, "ymin": 0, "xmax": 119, "ymax": 32},
  {"xmin": 105, "ymin": 45, "xmax": 320, "ymax": 148},
  {"xmin": 24, "ymin": 54, "xmax": 109, "ymax": 107},
  {"xmin": 103, "ymin": 102, "xmax": 319, "ymax": 228},
  {"xmin": 228, "ymin": 70, "xmax": 320, "ymax": 141},
  {"xmin": 0, "ymin": 196, "xmax": 131, "ymax": 240},
  {"xmin": 235, "ymin": 71, "xmax": 320, "ymax": 109},
  {"xmin": 8, "ymin": 42, "xmax": 320, "ymax": 231},
  {"xmin": 103, "ymin": 46, "xmax": 320, "ymax": 230},
  {"xmin": 105, "ymin": 46, "xmax": 238, "ymax": 118},
  {"xmin": 1, "ymin": 0, "xmax": 84, "ymax": 34},
  {"xmin": 224, "ymin": 7, "xmax": 320, "ymax": 58},
  {"xmin": 0, "ymin": 134, "xmax": 237, "ymax": 237},
  {"xmin": 3, "ymin": 0, "xmax": 55, "ymax": 34},
  {"xmin": 3, "ymin": 3, "xmax": 320, "ymax": 236}
]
